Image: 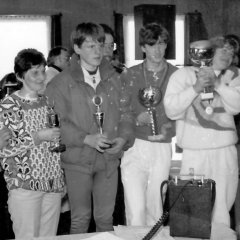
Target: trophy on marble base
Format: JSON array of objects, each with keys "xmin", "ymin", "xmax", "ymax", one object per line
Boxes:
[
  {"xmin": 92, "ymin": 95, "xmax": 104, "ymax": 134},
  {"xmin": 189, "ymin": 40, "xmax": 215, "ymax": 102},
  {"xmin": 138, "ymin": 86, "xmax": 162, "ymax": 136}
]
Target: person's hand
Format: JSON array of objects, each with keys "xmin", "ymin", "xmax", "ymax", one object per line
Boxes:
[
  {"xmin": 37, "ymin": 128, "xmax": 61, "ymax": 142},
  {"xmin": 84, "ymin": 133, "xmax": 113, "ymax": 153},
  {"xmin": 106, "ymin": 137, "xmax": 126, "ymax": 154},
  {"xmin": 194, "ymin": 67, "xmax": 216, "ymax": 93},
  {"xmin": 148, "ymin": 122, "xmax": 172, "ymax": 142},
  {"xmin": 0, "ymin": 127, "xmax": 11, "ymax": 149},
  {"xmin": 136, "ymin": 111, "xmax": 152, "ymax": 126}
]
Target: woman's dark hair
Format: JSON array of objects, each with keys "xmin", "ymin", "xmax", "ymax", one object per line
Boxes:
[
  {"xmin": 224, "ymin": 34, "xmax": 240, "ymax": 67},
  {"xmin": 100, "ymin": 23, "xmax": 115, "ymax": 41},
  {"xmin": 14, "ymin": 48, "xmax": 46, "ymax": 79},
  {"xmin": 210, "ymin": 36, "xmax": 239, "ymax": 55},
  {"xmin": 139, "ymin": 22, "xmax": 169, "ymax": 47}
]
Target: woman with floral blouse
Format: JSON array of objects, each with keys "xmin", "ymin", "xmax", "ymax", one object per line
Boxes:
[{"xmin": 0, "ymin": 48, "xmax": 64, "ymax": 239}]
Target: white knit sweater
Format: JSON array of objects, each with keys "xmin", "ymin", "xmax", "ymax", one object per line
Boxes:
[{"xmin": 164, "ymin": 66, "xmax": 240, "ymax": 149}]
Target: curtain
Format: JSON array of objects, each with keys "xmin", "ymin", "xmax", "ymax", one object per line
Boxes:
[
  {"xmin": 51, "ymin": 13, "xmax": 62, "ymax": 48},
  {"xmin": 114, "ymin": 12, "xmax": 125, "ymax": 64},
  {"xmin": 185, "ymin": 10, "xmax": 208, "ymax": 65}
]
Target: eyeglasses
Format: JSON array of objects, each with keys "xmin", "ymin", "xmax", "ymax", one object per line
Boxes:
[
  {"xmin": 104, "ymin": 42, "xmax": 114, "ymax": 49},
  {"xmin": 82, "ymin": 41, "xmax": 104, "ymax": 51}
]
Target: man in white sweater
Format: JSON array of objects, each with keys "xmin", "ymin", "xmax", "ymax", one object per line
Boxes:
[{"xmin": 164, "ymin": 36, "xmax": 240, "ymax": 227}]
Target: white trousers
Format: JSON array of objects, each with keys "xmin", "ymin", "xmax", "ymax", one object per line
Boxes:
[
  {"xmin": 121, "ymin": 138, "xmax": 172, "ymax": 226},
  {"xmin": 181, "ymin": 145, "xmax": 238, "ymax": 227},
  {"xmin": 8, "ymin": 188, "xmax": 61, "ymax": 239}
]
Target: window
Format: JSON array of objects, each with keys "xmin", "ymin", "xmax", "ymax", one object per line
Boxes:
[
  {"xmin": 123, "ymin": 14, "xmax": 185, "ymax": 68},
  {"xmin": 0, "ymin": 15, "xmax": 51, "ymax": 80}
]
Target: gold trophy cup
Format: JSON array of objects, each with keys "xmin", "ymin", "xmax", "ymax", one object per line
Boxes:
[
  {"xmin": 138, "ymin": 86, "xmax": 162, "ymax": 136},
  {"xmin": 189, "ymin": 40, "xmax": 215, "ymax": 102}
]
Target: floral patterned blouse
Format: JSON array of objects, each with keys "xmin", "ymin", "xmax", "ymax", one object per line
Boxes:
[{"xmin": 0, "ymin": 91, "xmax": 64, "ymax": 193}]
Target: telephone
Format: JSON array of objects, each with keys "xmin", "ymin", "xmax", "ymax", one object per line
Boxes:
[
  {"xmin": 141, "ymin": 179, "xmax": 189, "ymax": 240},
  {"xmin": 142, "ymin": 176, "xmax": 215, "ymax": 240}
]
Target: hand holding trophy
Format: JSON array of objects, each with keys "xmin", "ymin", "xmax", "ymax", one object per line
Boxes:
[
  {"xmin": 138, "ymin": 86, "xmax": 162, "ymax": 135},
  {"xmin": 92, "ymin": 95, "xmax": 112, "ymax": 150},
  {"xmin": 189, "ymin": 40, "xmax": 215, "ymax": 114},
  {"xmin": 92, "ymin": 95, "xmax": 104, "ymax": 135},
  {"xmin": 47, "ymin": 104, "xmax": 66, "ymax": 153}
]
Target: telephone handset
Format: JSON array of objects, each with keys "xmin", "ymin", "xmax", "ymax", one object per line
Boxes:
[
  {"xmin": 141, "ymin": 180, "xmax": 169, "ymax": 240},
  {"xmin": 142, "ymin": 211, "xmax": 169, "ymax": 240},
  {"xmin": 141, "ymin": 179, "xmax": 194, "ymax": 240}
]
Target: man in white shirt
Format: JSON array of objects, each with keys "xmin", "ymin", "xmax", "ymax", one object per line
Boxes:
[{"xmin": 40, "ymin": 46, "xmax": 69, "ymax": 94}]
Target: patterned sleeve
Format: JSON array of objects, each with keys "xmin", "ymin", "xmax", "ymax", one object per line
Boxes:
[{"xmin": 0, "ymin": 96, "xmax": 34, "ymax": 158}]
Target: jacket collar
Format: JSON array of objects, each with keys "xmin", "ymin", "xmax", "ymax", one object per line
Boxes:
[{"xmin": 69, "ymin": 53, "xmax": 117, "ymax": 84}]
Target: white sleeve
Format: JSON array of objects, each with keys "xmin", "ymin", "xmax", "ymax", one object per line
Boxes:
[
  {"xmin": 164, "ymin": 67, "xmax": 198, "ymax": 120},
  {"xmin": 215, "ymin": 69, "xmax": 240, "ymax": 115}
]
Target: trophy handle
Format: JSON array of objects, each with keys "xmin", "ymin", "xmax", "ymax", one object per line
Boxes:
[{"xmin": 148, "ymin": 107, "xmax": 158, "ymax": 136}]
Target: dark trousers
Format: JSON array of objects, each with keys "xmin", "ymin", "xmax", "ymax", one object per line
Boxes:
[{"xmin": 65, "ymin": 168, "xmax": 118, "ymax": 234}]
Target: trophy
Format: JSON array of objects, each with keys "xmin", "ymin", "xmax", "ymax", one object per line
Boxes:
[
  {"xmin": 48, "ymin": 106, "xmax": 66, "ymax": 153},
  {"xmin": 138, "ymin": 86, "xmax": 162, "ymax": 135},
  {"xmin": 189, "ymin": 40, "xmax": 215, "ymax": 104},
  {"xmin": 92, "ymin": 95, "xmax": 104, "ymax": 134}
]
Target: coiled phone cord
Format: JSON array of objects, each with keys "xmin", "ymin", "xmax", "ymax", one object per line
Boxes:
[
  {"xmin": 142, "ymin": 211, "xmax": 169, "ymax": 240},
  {"xmin": 142, "ymin": 180, "xmax": 193, "ymax": 240}
]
